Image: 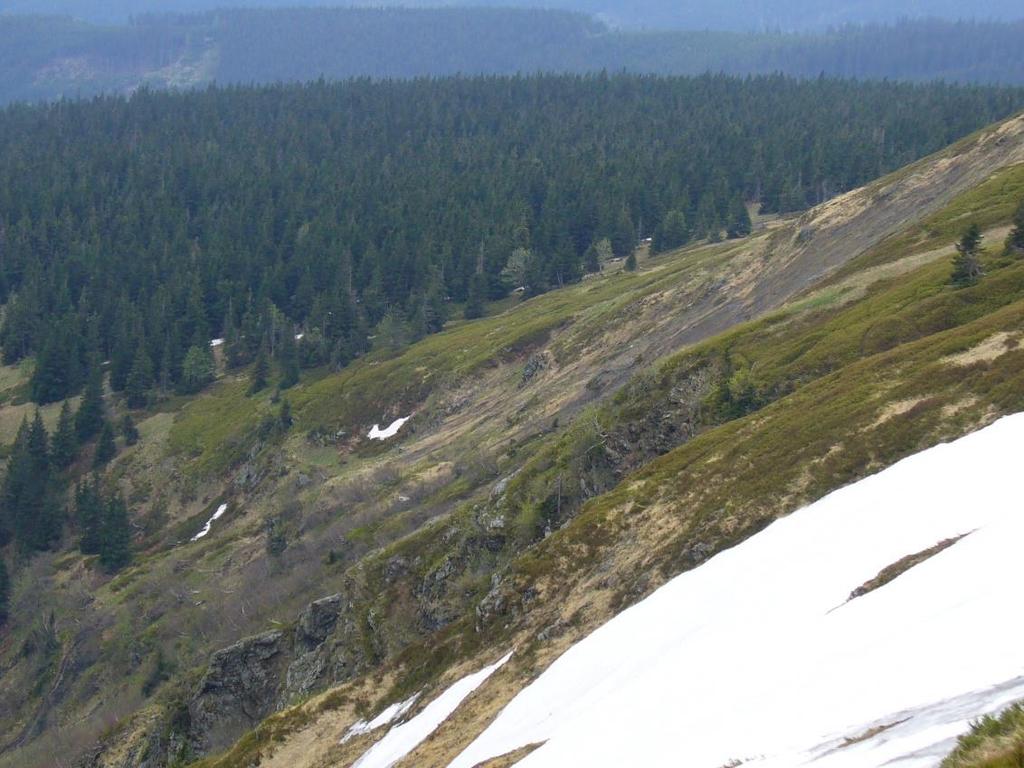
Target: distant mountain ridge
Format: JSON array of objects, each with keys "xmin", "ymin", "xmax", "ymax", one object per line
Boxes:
[
  {"xmin": 2, "ymin": 9, "xmax": 1024, "ymax": 105},
  {"xmin": 4, "ymin": 0, "xmax": 1024, "ymax": 30}
]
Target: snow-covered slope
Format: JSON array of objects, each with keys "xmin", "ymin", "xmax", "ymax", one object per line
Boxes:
[{"xmin": 448, "ymin": 413, "xmax": 1024, "ymax": 768}]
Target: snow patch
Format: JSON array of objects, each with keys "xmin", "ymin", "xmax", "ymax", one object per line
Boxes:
[
  {"xmin": 191, "ymin": 503, "xmax": 228, "ymax": 542},
  {"xmin": 452, "ymin": 413, "xmax": 1024, "ymax": 768},
  {"xmin": 341, "ymin": 695, "xmax": 419, "ymax": 744},
  {"xmin": 209, "ymin": 338, "xmax": 224, "ymax": 347},
  {"xmin": 352, "ymin": 651, "xmax": 512, "ymax": 768},
  {"xmin": 368, "ymin": 416, "xmax": 410, "ymax": 441}
]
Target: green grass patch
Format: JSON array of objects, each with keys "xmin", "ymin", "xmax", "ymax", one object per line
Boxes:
[{"xmin": 167, "ymin": 379, "xmax": 261, "ymax": 477}]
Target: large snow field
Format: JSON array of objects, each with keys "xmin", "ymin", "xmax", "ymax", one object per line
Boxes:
[{"xmin": 446, "ymin": 413, "xmax": 1024, "ymax": 768}]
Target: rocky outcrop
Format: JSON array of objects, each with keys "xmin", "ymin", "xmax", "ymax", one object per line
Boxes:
[{"xmin": 189, "ymin": 630, "xmax": 288, "ymax": 753}]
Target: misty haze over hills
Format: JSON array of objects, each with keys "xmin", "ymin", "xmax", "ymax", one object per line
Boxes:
[
  {"xmin": 3, "ymin": 0, "xmax": 1023, "ymax": 29},
  {"xmin": 2, "ymin": 8, "xmax": 1024, "ymax": 105}
]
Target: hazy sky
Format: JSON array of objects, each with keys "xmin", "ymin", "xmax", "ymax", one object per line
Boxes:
[{"xmin": 3, "ymin": 0, "xmax": 1023, "ymax": 29}]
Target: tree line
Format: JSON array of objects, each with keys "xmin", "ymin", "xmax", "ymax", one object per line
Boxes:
[{"xmin": 1, "ymin": 74, "xmax": 1021, "ymax": 409}]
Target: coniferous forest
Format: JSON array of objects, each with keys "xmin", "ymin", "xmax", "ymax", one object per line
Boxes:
[{"xmin": 0, "ymin": 74, "xmax": 1022, "ymax": 414}]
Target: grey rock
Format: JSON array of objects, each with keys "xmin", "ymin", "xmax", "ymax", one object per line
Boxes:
[
  {"xmin": 189, "ymin": 630, "xmax": 287, "ymax": 753},
  {"xmin": 296, "ymin": 593, "xmax": 344, "ymax": 651}
]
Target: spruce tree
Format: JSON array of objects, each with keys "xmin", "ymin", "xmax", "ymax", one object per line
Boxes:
[
  {"xmin": 277, "ymin": 331, "xmax": 300, "ymax": 389},
  {"xmin": 51, "ymin": 400, "xmax": 78, "ymax": 470},
  {"xmin": 125, "ymin": 344, "xmax": 154, "ymax": 409},
  {"xmin": 76, "ymin": 364, "xmax": 105, "ymax": 442},
  {"xmin": 464, "ymin": 272, "xmax": 487, "ymax": 320},
  {"xmin": 249, "ymin": 345, "xmax": 269, "ymax": 395},
  {"xmin": 181, "ymin": 344, "xmax": 215, "ymax": 394},
  {"xmin": 1, "ymin": 419, "xmax": 31, "ymax": 547},
  {"xmin": 99, "ymin": 492, "xmax": 132, "ymax": 573},
  {"xmin": 726, "ymin": 196, "xmax": 753, "ymax": 239},
  {"xmin": 0, "ymin": 557, "xmax": 9, "ymax": 625},
  {"xmin": 93, "ymin": 420, "xmax": 117, "ymax": 468},
  {"xmin": 609, "ymin": 207, "xmax": 635, "ymax": 259},
  {"xmin": 654, "ymin": 210, "xmax": 689, "ymax": 254},
  {"xmin": 951, "ymin": 223, "xmax": 984, "ymax": 288},
  {"xmin": 1006, "ymin": 199, "xmax": 1024, "ymax": 256},
  {"xmin": 77, "ymin": 478, "xmax": 103, "ymax": 556},
  {"xmin": 624, "ymin": 251, "xmax": 638, "ymax": 272},
  {"xmin": 279, "ymin": 398, "xmax": 293, "ymax": 431},
  {"xmin": 3, "ymin": 414, "xmax": 59, "ymax": 551},
  {"xmin": 30, "ymin": 327, "xmax": 78, "ymax": 405},
  {"xmin": 121, "ymin": 414, "xmax": 140, "ymax": 446}
]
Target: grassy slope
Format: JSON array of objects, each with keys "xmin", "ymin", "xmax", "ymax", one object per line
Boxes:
[
  {"xmin": 943, "ymin": 704, "xmax": 1024, "ymax": 768},
  {"xmin": 183, "ymin": 148, "xmax": 1024, "ymax": 766}
]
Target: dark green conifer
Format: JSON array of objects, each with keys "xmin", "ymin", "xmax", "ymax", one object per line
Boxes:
[
  {"xmin": 99, "ymin": 492, "xmax": 132, "ymax": 573},
  {"xmin": 1006, "ymin": 199, "xmax": 1024, "ymax": 256},
  {"xmin": 249, "ymin": 345, "xmax": 269, "ymax": 395},
  {"xmin": 277, "ymin": 331, "xmax": 300, "ymax": 389},
  {"xmin": 278, "ymin": 398, "xmax": 293, "ymax": 431},
  {"xmin": 464, "ymin": 272, "xmax": 487, "ymax": 320},
  {"xmin": 726, "ymin": 195, "xmax": 753, "ymax": 239},
  {"xmin": 121, "ymin": 414, "xmax": 140, "ymax": 446},
  {"xmin": 76, "ymin": 364, "xmax": 105, "ymax": 442},
  {"xmin": 654, "ymin": 210, "xmax": 689, "ymax": 253},
  {"xmin": 51, "ymin": 400, "xmax": 78, "ymax": 470},
  {"xmin": 610, "ymin": 207, "xmax": 636, "ymax": 259},
  {"xmin": 0, "ymin": 557, "xmax": 9, "ymax": 625},
  {"xmin": 125, "ymin": 344, "xmax": 154, "ymax": 409},
  {"xmin": 77, "ymin": 478, "xmax": 103, "ymax": 555},
  {"xmin": 93, "ymin": 420, "xmax": 117, "ymax": 467},
  {"xmin": 181, "ymin": 344, "xmax": 215, "ymax": 394},
  {"xmin": 624, "ymin": 251, "xmax": 638, "ymax": 272},
  {"xmin": 951, "ymin": 223, "xmax": 984, "ymax": 288}
]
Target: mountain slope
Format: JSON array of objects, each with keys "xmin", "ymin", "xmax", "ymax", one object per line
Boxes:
[
  {"xmin": 2, "ymin": 115, "xmax": 1023, "ymax": 768},
  {"xmin": 130, "ymin": 117, "xmax": 1024, "ymax": 768}
]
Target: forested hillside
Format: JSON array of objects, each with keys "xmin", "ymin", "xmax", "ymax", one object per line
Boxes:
[
  {"xmin": 3, "ymin": 10, "xmax": 1024, "ymax": 106},
  {"xmin": 0, "ymin": 75, "xmax": 1020, "ymax": 427}
]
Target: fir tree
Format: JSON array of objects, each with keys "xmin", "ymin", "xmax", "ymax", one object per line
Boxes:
[
  {"xmin": 584, "ymin": 242, "xmax": 601, "ymax": 273},
  {"xmin": 610, "ymin": 207, "xmax": 636, "ymax": 259},
  {"xmin": 464, "ymin": 271, "xmax": 488, "ymax": 320},
  {"xmin": 99, "ymin": 492, "xmax": 132, "ymax": 573},
  {"xmin": 2, "ymin": 414, "xmax": 59, "ymax": 551},
  {"xmin": 277, "ymin": 331, "xmax": 300, "ymax": 389},
  {"xmin": 1006, "ymin": 199, "xmax": 1024, "ymax": 256},
  {"xmin": 249, "ymin": 345, "xmax": 269, "ymax": 395},
  {"xmin": 726, "ymin": 195, "xmax": 753, "ymax": 239},
  {"xmin": 121, "ymin": 414, "xmax": 140, "ymax": 446},
  {"xmin": 77, "ymin": 478, "xmax": 103, "ymax": 555},
  {"xmin": 125, "ymin": 344, "xmax": 154, "ymax": 409},
  {"xmin": 0, "ymin": 557, "xmax": 9, "ymax": 626},
  {"xmin": 51, "ymin": 400, "xmax": 78, "ymax": 470},
  {"xmin": 279, "ymin": 398, "xmax": 293, "ymax": 431},
  {"xmin": 624, "ymin": 251, "xmax": 638, "ymax": 272},
  {"xmin": 30, "ymin": 325, "xmax": 79, "ymax": 405},
  {"xmin": 951, "ymin": 223, "xmax": 984, "ymax": 288},
  {"xmin": 181, "ymin": 344, "xmax": 215, "ymax": 394},
  {"xmin": 93, "ymin": 420, "xmax": 117, "ymax": 468},
  {"xmin": 653, "ymin": 210, "xmax": 689, "ymax": 254},
  {"xmin": 76, "ymin": 364, "xmax": 105, "ymax": 442}
]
